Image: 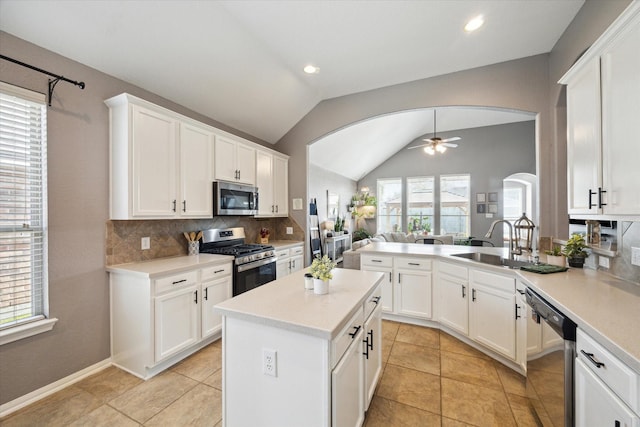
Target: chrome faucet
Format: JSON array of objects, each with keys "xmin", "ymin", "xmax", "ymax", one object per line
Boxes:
[{"xmin": 485, "ymin": 220, "xmax": 520, "ymax": 260}]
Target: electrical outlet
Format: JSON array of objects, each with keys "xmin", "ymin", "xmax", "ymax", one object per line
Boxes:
[
  {"xmin": 632, "ymin": 247, "xmax": 640, "ymax": 267},
  {"xmin": 141, "ymin": 237, "xmax": 150, "ymax": 250},
  {"xmin": 263, "ymin": 348, "xmax": 277, "ymax": 377},
  {"xmin": 598, "ymin": 256, "xmax": 610, "ymax": 269},
  {"xmin": 286, "ymin": 227, "xmax": 293, "ymax": 235}
]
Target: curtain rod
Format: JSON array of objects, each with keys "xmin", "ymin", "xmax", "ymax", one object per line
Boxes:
[{"xmin": 0, "ymin": 54, "xmax": 86, "ymax": 106}]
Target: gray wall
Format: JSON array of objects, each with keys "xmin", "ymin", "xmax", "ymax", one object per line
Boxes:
[
  {"xmin": 276, "ymin": 0, "xmax": 631, "ymax": 248},
  {"xmin": 308, "ymin": 163, "xmax": 357, "ymax": 230},
  {"xmin": 358, "ymin": 121, "xmax": 536, "ymax": 247},
  {"xmin": 0, "ymin": 31, "xmax": 271, "ymax": 405}
]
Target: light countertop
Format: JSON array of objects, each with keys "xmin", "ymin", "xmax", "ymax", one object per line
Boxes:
[
  {"xmin": 269, "ymin": 240, "xmax": 304, "ymax": 250},
  {"xmin": 359, "ymin": 241, "xmax": 640, "ymax": 372},
  {"xmin": 106, "ymin": 253, "xmax": 233, "ymax": 278},
  {"xmin": 215, "ymin": 268, "xmax": 384, "ymax": 340}
]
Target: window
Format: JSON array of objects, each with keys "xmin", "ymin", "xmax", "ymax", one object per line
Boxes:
[
  {"xmin": 406, "ymin": 177, "xmax": 434, "ymax": 234},
  {"xmin": 376, "ymin": 178, "xmax": 402, "ymax": 233},
  {"xmin": 0, "ymin": 82, "xmax": 53, "ymax": 343},
  {"xmin": 439, "ymin": 174, "xmax": 470, "ymax": 236}
]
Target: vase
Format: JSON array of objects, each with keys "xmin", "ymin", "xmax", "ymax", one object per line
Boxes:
[
  {"xmin": 304, "ymin": 273, "xmax": 314, "ymax": 290},
  {"xmin": 188, "ymin": 241, "xmax": 199, "ymax": 256},
  {"xmin": 568, "ymin": 257, "xmax": 585, "ymax": 268},
  {"xmin": 546, "ymin": 255, "xmax": 566, "ymax": 267},
  {"xmin": 313, "ymin": 278, "xmax": 329, "ymax": 295}
]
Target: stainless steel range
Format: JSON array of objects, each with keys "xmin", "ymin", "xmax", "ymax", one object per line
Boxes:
[{"xmin": 200, "ymin": 227, "xmax": 276, "ymax": 296}]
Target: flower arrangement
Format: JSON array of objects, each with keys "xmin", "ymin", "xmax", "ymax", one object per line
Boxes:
[
  {"xmin": 310, "ymin": 255, "xmax": 337, "ymax": 281},
  {"xmin": 259, "ymin": 227, "xmax": 270, "ymax": 244}
]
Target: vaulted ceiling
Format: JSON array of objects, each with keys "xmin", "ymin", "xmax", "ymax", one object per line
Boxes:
[{"xmin": 1, "ymin": 0, "xmax": 583, "ymax": 145}]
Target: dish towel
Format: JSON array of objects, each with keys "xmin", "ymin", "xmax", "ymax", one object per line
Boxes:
[{"xmin": 520, "ymin": 264, "xmax": 569, "ymax": 274}]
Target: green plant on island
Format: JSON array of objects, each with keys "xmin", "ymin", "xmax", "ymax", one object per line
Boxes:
[
  {"xmin": 544, "ymin": 246, "xmax": 564, "ymax": 257},
  {"xmin": 562, "ymin": 233, "xmax": 589, "ymax": 259}
]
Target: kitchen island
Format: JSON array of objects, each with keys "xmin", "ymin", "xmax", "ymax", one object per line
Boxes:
[{"xmin": 215, "ymin": 268, "xmax": 384, "ymax": 427}]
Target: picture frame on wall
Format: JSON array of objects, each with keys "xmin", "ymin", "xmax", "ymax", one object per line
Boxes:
[
  {"xmin": 488, "ymin": 204, "xmax": 498, "ymax": 213},
  {"xmin": 476, "ymin": 193, "xmax": 486, "ymax": 203},
  {"xmin": 477, "ymin": 203, "xmax": 486, "ymax": 214},
  {"xmin": 488, "ymin": 192, "xmax": 498, "ymax": 202}
]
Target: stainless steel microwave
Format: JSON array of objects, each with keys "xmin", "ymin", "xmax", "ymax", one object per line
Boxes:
[{"xmin": 213, "ymin": 181, "xmax": 258, "ymax": 216}]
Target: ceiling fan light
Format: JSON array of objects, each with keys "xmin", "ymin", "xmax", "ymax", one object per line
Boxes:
[
  {"xmin": 436, "ymin": 144, "xmax": 447, "ymax": 153},
  {"xmin": 465, "ymin": 15, "xmax": 484, "ymax": 32},
  {"xmin": 424, "ymin": 146, "xmax": 435, "ymax": 155}
]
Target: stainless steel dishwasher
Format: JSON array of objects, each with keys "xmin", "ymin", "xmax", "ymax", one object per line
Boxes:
[{"xmin": 525, "ymin": 287, "xmax": 577, "ymax": 427}]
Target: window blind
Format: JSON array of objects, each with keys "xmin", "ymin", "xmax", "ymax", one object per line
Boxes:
[{"xmin": 0, "ymin": 82, "xmax": 48, "ymax": 329}]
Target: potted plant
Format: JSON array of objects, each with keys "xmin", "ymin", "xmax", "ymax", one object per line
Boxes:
[
  {"xmin": 562, "ymin": 233, "xmax": 589, "ymax": 268},
  {"xmin": 309, "ymin": 255, "xmax": 337, "ymax": 295},
  {"xmin": 544, "ymin": 246, "xmax": 566, "ymax": 267},
  {"xmin": 259, "ymin": 227, "xmax": 270, "ymax": 244}
]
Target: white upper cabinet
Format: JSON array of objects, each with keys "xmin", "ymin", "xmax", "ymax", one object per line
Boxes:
[
  {"xmin": 179, "ymin": 123, "xmax": 214, "ymax": 217},
  {"xmin": 256, "ymin": 150, "xmax": 289, "ymax": 217},
  {"xmin": 214, "ymin": 136, "xmax": 256, "ymax": 185},
  {"xmin": 106, "ymin": 95, "xmax": 214, "ymax": 220},
  {"xmin": 561, "ymin": 3, "xmax": 640, "ymax": 217}
]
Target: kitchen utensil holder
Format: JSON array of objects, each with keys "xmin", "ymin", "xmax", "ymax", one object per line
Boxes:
[{"xmin": 188, "ymin": 241, "xmax": 199, "ymax": 256}]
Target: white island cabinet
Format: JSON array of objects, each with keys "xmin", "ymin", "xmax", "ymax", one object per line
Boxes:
[
  {"xmin": 107, "ymin": 254, "xmax": 233, "ymax": 380},
  {"xmin": 215, "ymin": 268, "xmax": 384, "ymax": 427}
]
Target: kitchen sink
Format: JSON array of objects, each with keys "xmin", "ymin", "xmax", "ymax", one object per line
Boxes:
[{"xmin": 450, "ymin": 252, "xmax": 533, "ymax": 269}]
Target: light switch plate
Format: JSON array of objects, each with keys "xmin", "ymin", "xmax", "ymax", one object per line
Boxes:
[
  {"xmin": 141, "ymin": 237, "xmax": 150, "ymax": 250},
  {"xmin": 632, "ymin": 247, "xmax": 640, "ymax": 266},
  {"xmin": 286, "ymin": 227, "xmax": 293, "ymax": 235},
  {"xmin": 598, "ymin": 256, "xmax": 610, "ymax": 269}
]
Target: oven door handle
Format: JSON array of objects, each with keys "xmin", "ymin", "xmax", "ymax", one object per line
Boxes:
[{"xmin": 236, "ymin": 257, "xmax": 277, "ymax": 273}]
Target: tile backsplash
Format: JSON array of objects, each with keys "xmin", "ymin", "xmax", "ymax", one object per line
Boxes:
[{"xmin": 106, "ymin": 217, "xmax": 304, "ymax": 265}]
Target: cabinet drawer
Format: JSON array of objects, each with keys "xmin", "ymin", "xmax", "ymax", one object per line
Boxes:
[
  {"xmin": 275, "ymin": 248, "xmax": 290, "ymax": 259},
  {"xmin": 395, "ymin": 257, "xmax": 431, "ymax": 271},
  {"xmin": 331, "ymin": 308, "xmax": 364, "ymax": 369},
  {"xmin": 361, "ymin": 255, "xmax": 392, "ymax": 268},
  {"xmin": 577, "ymin": 329, "xmax": 639, "ymax": 413},
  {"xmin": 470, "ymin": 269, "xmax": 514, "ymax": 292},
  {"xmin": 155, "ymin": 271, "xmax": 198, "ymax": 295},
  {"xmin": 439, "ymin": 261, "xmax": 468, "ymax": 281},
  {"xmin": 290, "ymin": 245, "xmax": 304, "ymax": 256},
  {"xmin": 364, "ymin": 284, "xmax": 382, "ymax": 321},
  {"xmin": 201, "ymin": 263, "xmax": 232, "ymax": 281}
]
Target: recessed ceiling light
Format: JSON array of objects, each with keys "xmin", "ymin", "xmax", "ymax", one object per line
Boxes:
[
  {"xmin": 464, "ymin": 15, "xmax": 484, "ymax": 32},
  {"xmin": 303, "ymin": 65, "xmax": 320, "ymax": 74}
]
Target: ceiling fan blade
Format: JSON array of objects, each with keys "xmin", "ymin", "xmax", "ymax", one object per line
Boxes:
[
  {"xmin": 442, "ymin": 142, "xmax": 459, "ymax": 148},
  {"xmin": 441, "ymin": 136, "xmax": 461, "ymax": 143},
  {"xmin": 407, "ymin": 143, "xmax": 432, "ymax": 150}
]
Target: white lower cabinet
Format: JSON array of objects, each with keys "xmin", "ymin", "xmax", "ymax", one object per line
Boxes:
[
  {"xmin": 332, "ymin": 324, "xmax": 364, "ymax": 427},
  {"xmin": 576, "ymin": 358, "xmax": 639, "ymax": 427},
  {"xmin": 363, "ymin": 300, "xmax": 382, "ymax": 409},
  {"xmin": 437, "ymin": 262, "xmax": 469, "ymax": 335},
  {"xmin": 109, "ymin": 257, "xmax": 233, "ymax": 379},
  {"xmin": 361, "ymin": 255, "xmax": 393, "ymax": 313},
  {"xmin": 469, "ymin": 269, "xmax": 517, "ymax": 360},
  {"xmin": 361, "ymin": 255, "xmax": 431, "ymax": 319},
  {"xmin": 275, "ymin": 244, "xmax": 304, "ymax": 279}
]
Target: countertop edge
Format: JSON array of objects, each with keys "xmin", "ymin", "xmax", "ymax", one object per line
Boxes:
[{"xmin": 106, "ymin": 254, "xmax": 234, "ymax": 278}]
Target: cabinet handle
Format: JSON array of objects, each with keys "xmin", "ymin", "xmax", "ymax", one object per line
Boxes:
[
  {"xmin": 172, "ymin": 199, "xmax": 177, "ymax": 212},
  {"xmin": 271, "ymin": 205, "xmax": 274, "ymax": 213},
  {"xmin": 372, "ymin": 259, "xmax": 382, "ymax": 263},
  {"xmin": 598, "ymin": 187, "xmax": 607, "ymax": 208},
  {"xmin": 363, "ymin": 336, "xmax": 369, "ymax": 359},
  {"xmin": 588, "ymin": 189, "xmax": 597, "ymax": 209},
  {"xmin": 194, "ymin": 290, "xmax": 198, "ymax": 304},
  {"xmin": 615, "ymin": 421, "xmax": 621, "ymax": 427},
  {"xmin": 368, "ymin": 330, "xmax": 374, "ymax": 351},
  {"xmin": 580, "ymin": 350, "xmax": 605, "ymax": 368},
  {"xmin": 461, "ymin": 285, "xmax": 466, "ymax": 298},
  {"xmin": 182, "ymin": 200, "xmax": 186, "ymax": 212},
  {"xmin": 204, "ymin": 288, "xmax": 208, "ymax": 300},
  {"xmin": 214, "ymin": 269, "xmax": 224, "ymax": 274},
  {"xmin": 372, "ymin": 296, "xmax": 381, "ymax": 305},
  {"xmin": 276, "ymin": 205, "xmax": 278, "ymax": 213},
  {"xmin": 515, "ymin": 304, "xmax": 522, "ymax": 319},
  {"xmin": 516, "ymin": 289, "xmax": 526, "ymax": 295},
  {"xmin": 172, "ymin": 279, "xmax": 187, "ymax": 285},
  {"xmin": 292, "ymin": 259, "xmax": 296, "ymax": 269},
  {"xmin": 348, "ymin": 325, "xmax": 361, "ymax": 339},
  {"xmin": 472, "ymin": 288, "xmax": 476, "ymax": 302},
  {"xmin": 398, "ymin": 273, "xmax": 401, "ymax": 284},
  {"xmin": 389, "ymin": 272, "xmax": 392, "ymax": 282},
  {"xmin": 408, "ymin": 262, "xmax": 420, "ymax": 266}
]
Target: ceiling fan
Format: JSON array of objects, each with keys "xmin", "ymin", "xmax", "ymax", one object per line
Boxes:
[{"xmin": 408, "ymin": 109, "xmax": 461, "ymax": 155}]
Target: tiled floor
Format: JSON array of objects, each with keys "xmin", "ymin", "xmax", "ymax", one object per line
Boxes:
[{"xmin": 1, "ymin": 321, "xmax": 558, "ymax": 426}]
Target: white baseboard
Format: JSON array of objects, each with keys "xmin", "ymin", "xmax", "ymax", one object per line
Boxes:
[{"xmin": 0, "ymin": 358, "xmax": 112, "ymax": 418}]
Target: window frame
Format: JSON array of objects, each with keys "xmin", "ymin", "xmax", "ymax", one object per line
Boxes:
[
  {"xmin": 406, "ymin": 176, "xmax": 434, "ymax": 234},
  {"xmin": 439, "ymin": 174, "xmax": 471, "ymax": 237},
  {"xmin": 376, "ymin": 178, "xmax": 403, "ymax": 233},
  {"xmin": 0, "ymin": 82, "xmax": 56, "ymax": 345}
]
